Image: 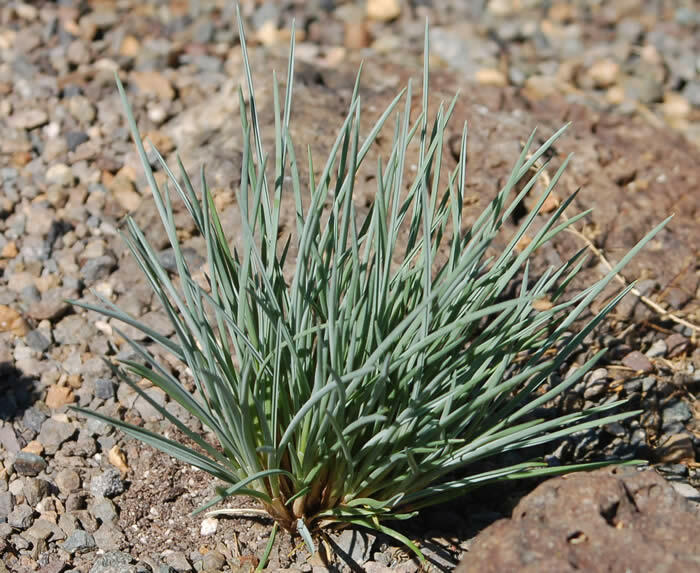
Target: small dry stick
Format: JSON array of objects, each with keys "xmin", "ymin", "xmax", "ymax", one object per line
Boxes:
[{"xmin": 528, "ymin": 152, "xmax": 699, "ymax": 337}]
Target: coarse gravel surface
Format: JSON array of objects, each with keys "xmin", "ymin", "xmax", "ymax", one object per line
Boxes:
[{"xmin": 0, "ymin": 1, "xmax": 699, "ymax": 572}]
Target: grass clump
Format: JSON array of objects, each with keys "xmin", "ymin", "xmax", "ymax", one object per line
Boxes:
[{"xmin": 72, "ymin": 13, "xmax": 668, "ymax": 562}]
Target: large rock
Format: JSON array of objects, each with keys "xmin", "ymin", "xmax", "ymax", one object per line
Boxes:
[{"xmin": 456, "ymin": 466, "xmax": 700, "ymax": 573}]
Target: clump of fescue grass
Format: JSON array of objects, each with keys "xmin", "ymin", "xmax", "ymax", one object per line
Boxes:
[{"xmin": 72, "ymin": 12, "xmax": 669, "ymax": 564}]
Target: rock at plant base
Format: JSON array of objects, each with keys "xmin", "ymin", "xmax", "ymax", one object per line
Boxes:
[
  {"xmin": 334, "ymin": 528, "xmax": 376, "ymax": 566},
  {"xmin": 455, "ymin": 466, "xmax": 700, "ymax": 572}
]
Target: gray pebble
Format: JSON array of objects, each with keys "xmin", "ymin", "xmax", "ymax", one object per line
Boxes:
[
  {"xmin": 0, "ymin": 425, "xmax": 21, "ymax": 454},
  {"xmin": 55, "ymin": 468, "xmax": 81, "ymax": 495},
  {"xmin": 20, "ymin": 284, "xmax": 41, "ymax": 304},
  {"xmin": 628, "ymin": 429, "xmax": 649, "ymax": 457},
  {"xmin": 66, "ymin": 131, "xmax": 90, "ymax": 152},
  {"xmin": 23, "ymin": 478, "xmax": 51, "ymax": 505},
  {"xmin": 91, "ymin": 498, "xmax": 119, "ymax": 524},
  {"xmin": 623, "ymin": 377, "xmax": 643, "ymax": 394},
  {"xmin": 65, "ymin": 492, "xmax": 87, "ymax": 512},
  {"xmin": 9, "ymin": 109, "xmax": 48, "ymax": 130},
  {"xmin": 97, "ymin": 435, "xmax": 117, "ymax": 453},
  {"xmin": 37, "ymin": 418, "xmax": 76, "ymax": 455},
  {"xmin": 94, "ymin": 378, "xmax": 115, "ymax": 400},
  {"xmin": 603, "ymin": 422, "xmax": 627, "ymax": 438},
  {"xmin": 22, "ymin": 406, "xmax": 48, "ymax": 435},
  {"xmin": 93, "ymin": 522, "xmax": 125, "ymax": 551},
  {"xmin": 25, "ymin": 517, "xmax": 59, "ymax": 542},
  {"xmin": 670, "ymin": 482, "xmax": 700, "ymax": 501},
  {"xmin": 662, "ymin": 422, "xmax": 687, "ymax": 436},
  {"xmin": 616, "ymin": 18, "xmax": 644, "ymax": 43},
  {"xmin": 53, "ymin": 315, "xmax": 90, "ymax": 345},
  {"xmin": 161, "ymin": 550, "xmax": 191, "ymax": 572},
  {"xmin": 61, "ymin": 529, "xmax": 96, "ymax": 554},
  {"xmin": 133, "ymin": 386, "xmax": 167, "ymax": 422},
  {"xmin": 90, "ymin": 468, "xmax": 125, "ymax": 499},
  {"xmin": 641, "ymin": 376, "xmax": 656, "ymax": 393},
  {"xmin": 89, "ymin": 550, "xmax": 135, "ymax": 573},
  {"xmin": 7, "ymin": 503, "xmax": 34, "ymax": 529},
  {"xmin": 13, "ymin": 451, "xmax": 47, "ymax": 477},
  {"xmin": 81, "ymin": 254, "xmax": 117, "ymax": 283},
  {"xmin": 158, "ymin": 247, "xmax": 205, "ymax": 273},
  {"xmin": 0, "ymin": 491, "xmax": 14, "ymax": 520},
  {"xmin": 623, "ymin": 72, "xmax": 664, "ymax": 104},
  {"xmin": 192, "ymin": 19, "xmax": 214, "ymax": 44},
  {"xmin": 657, "ymin": 463, "xmax": 689, "ymax": 477},
  {"xmin": 200, "ymin": 550, "xmax": 226, "ymax": 571},
  {"xmin": 335, "ymin": 528, "xmax": 376, "ymax": 565},
  {"xmin": 662, "ymin": 400, "xmax": 692, "ymax": 429},
  {"xmin": 683, "ymin": 80, "xmax": 700, "ymax": 107},
  {"xmin": 10, "ymin": 533, "xmax": 31, "ymax": 552},
  {"xmin": 252, "ymin": 1, "xmax": 280, "ymax": 30},
  {"xmin": 88, "ymin": 417, "xmax": 112, "ymax": 437},
  {"xmin": 25, "ymin": 329, "xmax": 51, "ymax": 352},
  {"xmin": 645, "ymin": 339, "xmax": 667, "ymax": 358}
]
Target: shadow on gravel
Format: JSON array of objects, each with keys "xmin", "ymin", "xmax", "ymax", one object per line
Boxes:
[{"xmin": 0, "ymin": 362, "xmax": 41, "ymax": 421}]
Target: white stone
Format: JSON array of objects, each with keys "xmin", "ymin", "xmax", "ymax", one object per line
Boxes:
[{"xmin": 200, "ymin": 517, "xmax": 218, "ymax": 536}]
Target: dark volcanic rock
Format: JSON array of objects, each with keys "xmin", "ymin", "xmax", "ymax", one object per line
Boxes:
[{"xmin": 456, "ymin": 466, "xmax": 700, "ymax": 573}]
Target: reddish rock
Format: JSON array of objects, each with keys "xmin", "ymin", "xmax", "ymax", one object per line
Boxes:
[
  {"xmin": 665, "ymin": 333, "xmax": 689, "ymax": 358},
  {"xmin": 456, "ymin": 466, "xmax": 700, "ymax": 573},
  {"xmin": 622, "ymin": 350, "xmax": 654, "ymax": 373}
]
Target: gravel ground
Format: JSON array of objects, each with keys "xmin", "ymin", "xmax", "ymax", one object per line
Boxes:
[{"xmin": 0, "ymin": 1, "xmax": 698, "ymax": 572}]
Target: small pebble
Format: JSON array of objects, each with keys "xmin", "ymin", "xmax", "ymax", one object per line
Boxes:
[
  {"xmin": 588, "ymin": 58, "xmax": 620, "ymax": 88},
  {"xmin": 94, "ymin": 378, "xmax": 115, "ymax": 400},
  {"xmin": 201, "ymin": 550, "xmax": 226, "ymax": 571},
  {"xmin": 671, "ymin": 482, "xmax": 700, "ymax": 500},
  {"xmin": 200, "ymin": 517, "xmax": 218, "ymax": 536},
  {"xmin": 645, "ymin": 339, "xmax": 667, "ymax": 358},
  {"xmin": 621, "ymin": 351, "xmax": 654, "ymax": 373},
  {"xmin": 61, "ymin": 529, "xmax": 96, "ymax": 554},
  {"xmin": 91, "ymin": 498, "xmax": 119, "ymax": 524},
  {"xmin": 662, "ymin": 401, "xmax": 692, "ymax": 428},
  {"xmin": 665, "ymin": 333, "xmax": 689, "ymax": 358},
  {"xmin": 90, "ymin": 468, "xmax": 125, "ymax": 499},
  {"xmin": 8, "ymin": 503, "xmax": 35, "ymax": 529},
  {"xmin": 366, "ymin": 0, "xmax": 401, "ymax": 21},
  {"xmin": 55, "ymin": 468, "xmax": 81, "ymax": 495},
  {"xmin": 13, "ymin": 451, "xmax": 47, "ymax": 477}
]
